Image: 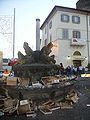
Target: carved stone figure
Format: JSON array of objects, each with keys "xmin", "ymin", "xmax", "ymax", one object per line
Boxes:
[
  {"xmin": 17, "ymin": 42, "xmax": 56, "ymax": 64},
  {"xmin": 18, "ymin": 51, "xmax": 25, "ymax": 60},
  {"xmin": 23, "ymin": 42, "xmax": 33, "ymax": 56},
  {"xmin": 41, "ymin": 42, "xmax": 53, "ymax": 55}
]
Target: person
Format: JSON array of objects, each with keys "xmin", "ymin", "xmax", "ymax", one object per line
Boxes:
[
  {"xmin": 59, "ymin": 63, "xmax": 65, "ymax": 76},
  {"xmin": 3, "ymin": 69, "xmax": 10, "ymax": 77},
  {"xmin": 71, "ymin": 65, "xmax": 74, "ymax": 76},
  {"xmin": 3, "ymin": 69, "xmax": 10, "ymax": 83},
  {"xmin": 79, "ymin": 65, "xmax": 83, "ymax": 75},
  {"xmin": 66, "ymin": 66, "xmax": 71, "ymax": 77},
  {"xmin": 82, "ymin": 67, "xmax": 85, "ymax": 74},
  {"xmin": 73, "ymin": 66, "xmax": 77, "ymax": 76},
  {"xmin": 0, "ymin": 71, "xmax": 3, "ymax": 78}
]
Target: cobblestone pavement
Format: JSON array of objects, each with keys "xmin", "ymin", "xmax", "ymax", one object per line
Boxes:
[{"xmin": 1, "ymin": 77, "xmax": 90, "ymax": 120}]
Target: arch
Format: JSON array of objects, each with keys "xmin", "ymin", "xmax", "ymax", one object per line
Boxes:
[{"xmin": 73, "ymin": 51, "xmax": 81, "ymax": 56}]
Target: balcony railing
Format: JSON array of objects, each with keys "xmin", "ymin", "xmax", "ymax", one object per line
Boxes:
[{"xmin": 70, "ymin": 38, "xmax": 86, "ymax": 46}]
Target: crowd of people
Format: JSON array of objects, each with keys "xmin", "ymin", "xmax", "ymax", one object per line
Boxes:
[
  {"xmin": 0, "ymin": 63, "xmax": 88, "ymax": 79},
  {"xmin": 59, "ymin": 63, "xmax": 86, "ymax": 77}
]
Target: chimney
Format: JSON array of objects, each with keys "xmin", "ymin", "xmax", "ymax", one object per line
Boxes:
[{"xmin": 36, "ymin": 18, "xmax": 40, "ymax": 50}]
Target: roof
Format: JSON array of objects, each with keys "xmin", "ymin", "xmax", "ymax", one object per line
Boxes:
[{"xmin": 40, "ymin": 5, "xmax": 90, "ymax": 29}]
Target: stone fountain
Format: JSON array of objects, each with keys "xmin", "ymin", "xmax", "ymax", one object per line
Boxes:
[
  {"xmin": 0, "ymin": 41, "xmax": 79, "ymax": 116},
  {"xmin": 8, "ymin": 42, "xmax": 78, "ymax": 105}
]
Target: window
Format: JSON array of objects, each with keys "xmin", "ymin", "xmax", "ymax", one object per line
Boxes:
[
  {"xmin": 72, "ymin": 16, "xmax": 80, "ymax": 24},
  {"xmin": 73, "ymin": 31, "xmax": 81, "ymax": 38},
  {"xmin": 61, "ymin": 14, "xmax": 69, "ymax": 22},
  {"xmin": 3, "ymin": 58, "xmax": 9, "ymax": 63},
  {"xmin": 62, "ymin": 29, "xmax": 69, "ymax": 39},
  {"xmin": 45, "ymin": 28, "xmax": 47, "ymax": 34},
  {"xmin": 50, "ymin": 34, "xmax": 52, "ymax": 42},
  {"xmin": 49, "ymin": 21, "xmax": 52, "ymax": 29}
]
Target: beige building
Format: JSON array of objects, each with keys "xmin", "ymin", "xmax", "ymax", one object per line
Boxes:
[{"xmin": 40, "ymin": 6, "xmax": 90, "ymax": 67}]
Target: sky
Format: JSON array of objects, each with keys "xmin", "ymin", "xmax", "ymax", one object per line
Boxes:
[{"xmin": 0, "ymin": 0, "xmax": 78, "ymax": 58}]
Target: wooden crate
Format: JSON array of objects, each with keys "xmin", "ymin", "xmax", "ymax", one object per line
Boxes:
[
  {"xmin": 18, "ymin": 100, "xmax": 31, "ymax": 115},
  {"xmin": 4, "ymin": 97, "xmax": 13, "ymax": 108},
  {"xmin": 18, "ymin": 78, "xmax": 30, "ymax": 86}
]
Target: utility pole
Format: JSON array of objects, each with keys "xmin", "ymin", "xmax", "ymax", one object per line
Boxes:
[{"xmin": 13, "ymin": 8, "xmax": 15, "ymax": 58}]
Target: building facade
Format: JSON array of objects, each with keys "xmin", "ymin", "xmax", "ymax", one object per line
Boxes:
[{"xmin": 40, "ymin": 6, "xmax": 90, "ymax": 67}]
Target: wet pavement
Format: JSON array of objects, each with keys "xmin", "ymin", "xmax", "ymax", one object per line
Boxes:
[{"xmin": 1, "ymin": 77, "xmax": 90, "ymax": 120}]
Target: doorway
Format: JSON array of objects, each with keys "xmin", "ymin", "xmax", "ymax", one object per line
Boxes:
[{"xmin": 73, "ymin": 60, "xmax": 81, "ymax": 67}]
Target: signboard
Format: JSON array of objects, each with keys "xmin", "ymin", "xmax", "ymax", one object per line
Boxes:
[{"xmin": 71, "ymin": 38, "xmax": 86, "ymax": 45}]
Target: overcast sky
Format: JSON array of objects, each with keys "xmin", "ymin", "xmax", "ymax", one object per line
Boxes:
[{"xmin": 0, "ymin": 0, "xmax": 78, "ymax": 58}]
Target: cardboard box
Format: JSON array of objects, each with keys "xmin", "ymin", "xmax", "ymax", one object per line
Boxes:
[{"xmin": 7, "ymin": 77, "xmax": 18, "ymax": 86}]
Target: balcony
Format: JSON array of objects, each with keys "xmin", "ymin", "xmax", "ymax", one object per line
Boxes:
[
  {"xmin": 70, "ymin": 38, "xmax": 86, "ymax": 46},
  {"xmin": 71, "ymin": 55, "xmax": 86, "ymax": 61}
]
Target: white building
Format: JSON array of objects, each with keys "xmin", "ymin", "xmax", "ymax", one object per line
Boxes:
[{"xmin": 40, "ymin": 5, "xmax": 90, "ymax": 68}]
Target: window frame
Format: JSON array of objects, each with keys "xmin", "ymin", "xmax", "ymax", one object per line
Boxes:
[
  {"xmin": 49, "ymin": 21, "xmax": 52, "ymax": 29},
  {"xmin": 72, "ymin": 16, "xmax": 80, "ymax": 24},
  {"xmin": 61, "ymin": 14, "xmax": 70, "ymax": 23},
  {"xmin": 45, "ymin": 28, "xmax": 47, "ymax": 34},
  {"xmin": 50, "ymin": 34, "xmax": 52, "ymax": 42},
  {"xmin": 73, "ymin": 31, "xmax": 81, "ymax": 39},
  {"xmin": 62, "ymin": 28, "xmax": 69, "ymax": 40}
]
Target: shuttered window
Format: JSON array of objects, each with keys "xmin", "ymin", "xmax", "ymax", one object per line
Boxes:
[
  {"xmin": 73, "ymin": 31, "xmax": 81, "ymax": 38},
  {"xmin": 61, "ymin": 14, "xmax": 69, "ymax": 22},
  {"xmin": 72, "ymin": 16, "xmax": 80, "ymax": 24},
  {"xmin": 62, "ymin": 29, "xmax": 69, "ymax": 39}
]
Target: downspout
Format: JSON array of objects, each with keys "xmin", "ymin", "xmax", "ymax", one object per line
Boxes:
[
  {"xmin": 13, "ymin": 8, "xmax": 15, "ymax": 58},
  {"xmin": 47, "ymin": 21, "xmax": 49, "ymax": 45},
  {"xmin": 86, "ymin": 13, "xmax": 89, "ymax": 64}
]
